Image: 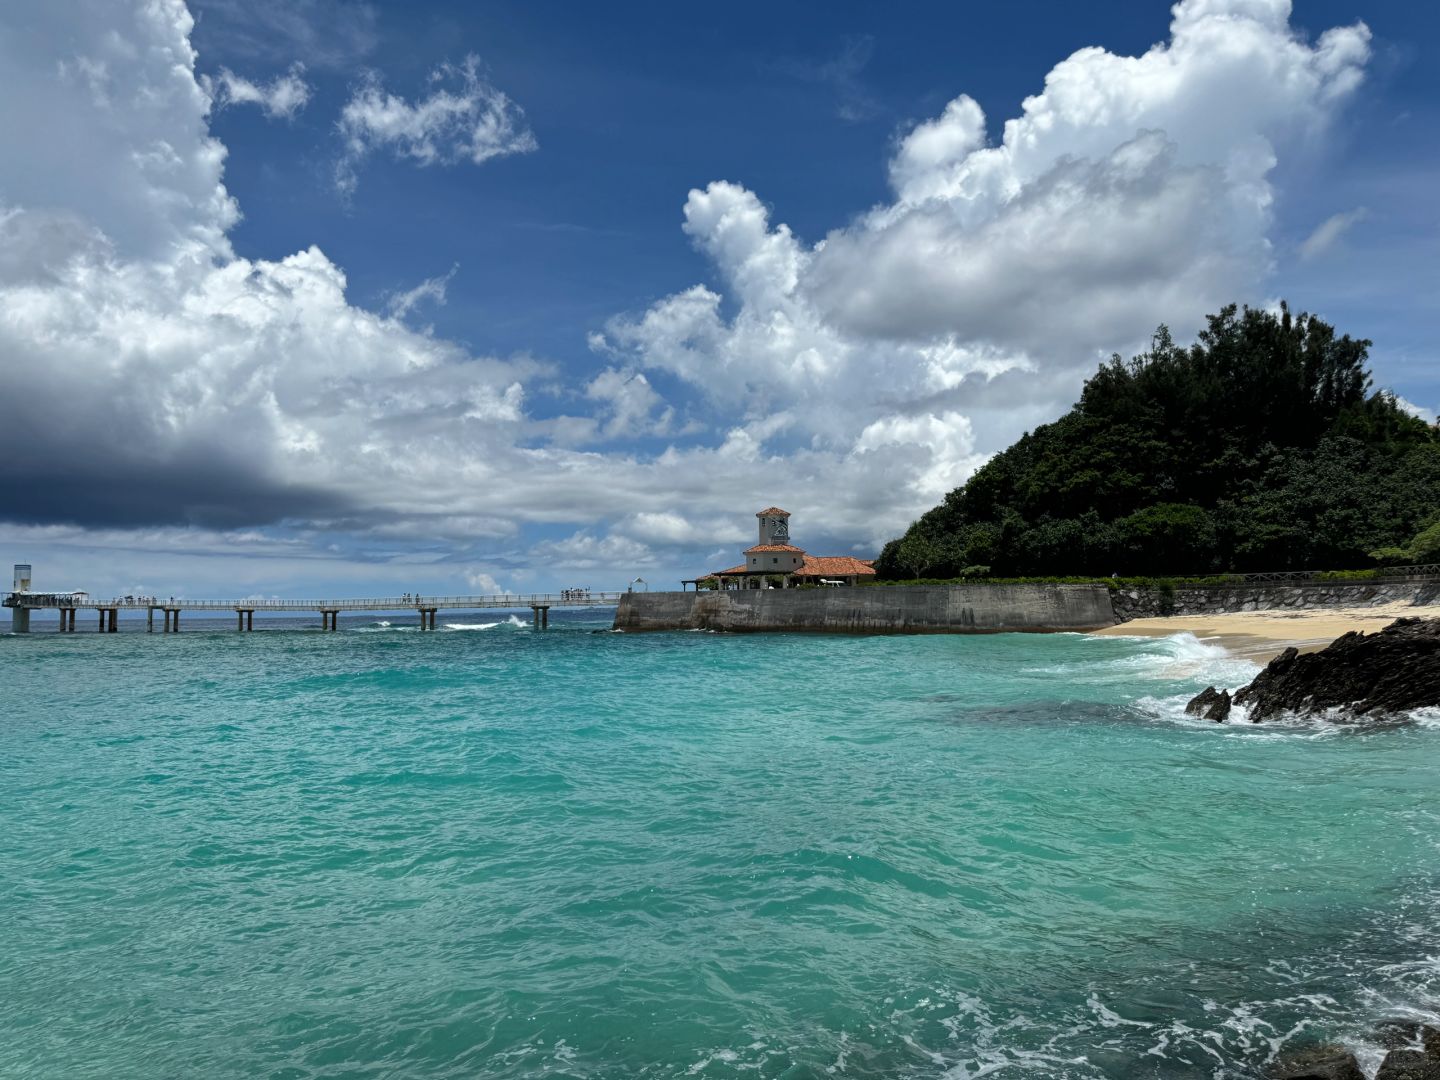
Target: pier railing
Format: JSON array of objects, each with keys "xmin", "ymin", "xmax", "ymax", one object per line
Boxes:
[{"xmin": 4, "ymin": 591, "xmax": 626, "ymax": 611}]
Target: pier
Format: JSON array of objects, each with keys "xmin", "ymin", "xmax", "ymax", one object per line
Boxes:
[{"xmin": 4, "ymin": 586, "xmax": 621, "ymax": 633}]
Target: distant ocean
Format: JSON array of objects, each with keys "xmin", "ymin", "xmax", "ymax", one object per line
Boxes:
[{"xmin": 2, "ymin": 612, "xmax": 1437, "ymax": 1078}]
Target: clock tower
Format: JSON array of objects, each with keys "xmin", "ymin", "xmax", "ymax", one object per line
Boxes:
[{"xmin": 755, "ymin": 506, "xmax": 792, "ymax": 546}]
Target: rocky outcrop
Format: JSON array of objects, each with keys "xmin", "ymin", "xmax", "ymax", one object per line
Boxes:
[
  {"xmin": 1267, "ymin": 1044, "xmax": 1365, "ymax": 1080},
  {"xmin": 1185, "ymin": 686, "xmax": 1232, "ymax": 722},
  {"xmin": 1375, "ymin": 1021, "xmax": 1440, "ymax": 1058},
  {"xmin": 1376, "ymin": 1050, "xmax": 1440, "ymax": 1080},
  {"xmin": 1185, "ymin": 617, "xmax": 1440, "ymax": 723},
  {"xmin": 1374, "ymin": 1021, "xmax": 1440, "ymax": 1080}
]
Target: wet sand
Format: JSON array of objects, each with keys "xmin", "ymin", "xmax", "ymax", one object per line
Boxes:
[{"xmin": 1091, "ymin": 601, "xmax": 1440, "ymax": 662}]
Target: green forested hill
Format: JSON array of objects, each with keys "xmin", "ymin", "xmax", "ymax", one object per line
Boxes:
[{"xmin": 876, "ymin": 304, "xmax": 1440, "ymax": 579}]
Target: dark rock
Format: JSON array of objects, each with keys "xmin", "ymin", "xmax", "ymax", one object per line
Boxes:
[
  {"xmin": 1374, "ymin": 1020, "xmax": 1440, "ymax": 1058},
  {"xmin": 1267, "ymin": 1043, "xmax": 1365, "ymax": 1080},
  {"xmin": 1185, "ymin": 685, "xmax": 1232, "ymax": 722},
  {"xmin": 1232, "ymin": 618, "xmax": 1440, "ymax": 723},
  {"xmin": 1185, "ymin": 685, "xmax": 1233, "ymax": 722},
  {"xmin": 1376, "ymin": 1049, "xmax": 1440, "ymax": 1080},
  {"xmin": 1370, "ymin": 1025, "xmax": 1440, "ymax": 1059}
]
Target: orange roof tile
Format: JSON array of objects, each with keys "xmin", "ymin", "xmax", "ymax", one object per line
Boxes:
[
  {"xmin": 706, "ymin": 554, "xmax": 877, "ymax": 577},
  {"xmin": 743, "ymin": 544, "xmax": 806, "ymax": 554},
  {"xmin": 754, "ymin": 506, "xmax": 790, "ymax": 517},
  {"xmin": 792, "ymin": 556, "xmax": 878, "ymax": 577}
]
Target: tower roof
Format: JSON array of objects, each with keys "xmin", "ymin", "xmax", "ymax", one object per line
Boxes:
[{"xmin": 755, "ymin": 506, "xmax": 790, "ymax": 517}]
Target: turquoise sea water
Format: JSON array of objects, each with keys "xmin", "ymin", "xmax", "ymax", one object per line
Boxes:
[{"xmin": 2, "ymin": 611, "xmax": 1438, "ymax": 1079}]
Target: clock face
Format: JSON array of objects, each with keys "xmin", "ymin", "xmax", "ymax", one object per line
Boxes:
[{"xmin": 771, "ymin": 517, "xmax": 788, "ymax": 538}]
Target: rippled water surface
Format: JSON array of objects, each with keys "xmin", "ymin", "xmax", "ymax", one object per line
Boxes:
[{"xmin": 2, "ymin": 613, "xmax": 1437, "ymax": 1078}]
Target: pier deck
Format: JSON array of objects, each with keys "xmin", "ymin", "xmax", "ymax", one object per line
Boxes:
[{"xmin": 4, "ymin": 591, "xmax": 622, "ymax": 633}]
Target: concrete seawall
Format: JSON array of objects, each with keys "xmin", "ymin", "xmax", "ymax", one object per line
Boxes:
[{"xmin": 613, "ymin": 584, "xmax": 1117, "ymax": 634}]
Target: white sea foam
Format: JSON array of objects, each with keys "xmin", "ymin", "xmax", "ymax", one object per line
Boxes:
[
  {"xmin": 444, "ymin": 615, "xmax": 527, "ymax": 631},
  {"xmin": 1033, "ymin": 633, "xmax": 1260, "ymax": 688}
]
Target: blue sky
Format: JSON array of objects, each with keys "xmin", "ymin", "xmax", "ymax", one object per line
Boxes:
[{"xmin": 1, "ymin": 0, "xmax": 1436, "ymax": 599}]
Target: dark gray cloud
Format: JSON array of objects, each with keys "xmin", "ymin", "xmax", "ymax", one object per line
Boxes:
[{"xmin": 0, "ymin": 462, "xmax": 351, "ymax": 529}]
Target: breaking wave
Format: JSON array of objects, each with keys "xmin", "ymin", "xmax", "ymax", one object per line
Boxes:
[{"xmin": 445, "ymin": 615, "xmax": 528, "ymax": 631}]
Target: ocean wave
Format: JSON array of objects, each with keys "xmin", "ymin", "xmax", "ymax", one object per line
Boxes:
[
  {"xmin": 1134, "ymin": 693, "xmax": 1440, "ymax": 737},
  {"xmin": 444, "ymin": 615, "xmax": 527, "ymax": 631},
  {"xmin": 1030, "ymin": 632, "xmax": 1260, "ymax": 687}
]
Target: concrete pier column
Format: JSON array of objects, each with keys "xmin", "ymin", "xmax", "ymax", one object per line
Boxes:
[
  {"xmin": 11, "ymin": 608, "xmax": 29, "ymax": 633},
  {"xmin": 171, "ymin": 609, "xmax": 180, "ymax": 633},
  {"xmin": 70, "ymin": 608, "xmax": 76, "ymax": 632},
  {"xmin": 107, "ymin": 608, "xmax": 118, "ymax": 633},
  {"xmin": 246, "ymin": 610, "xmax": 254, "ymax": 632},
  {"xmin": 541, "ymin": 606, "xmax": 549, "ymax": 629},
  {"xmin": 98, "ymin": 610, "xmax": 105, "ymax": 633},
  {"xmin": 429, "ymin": 609, "xmax": 438, "ymax": 631},
  {"xmin": 237, "ymin": 611, "xmax": 245, "ymax": 632},
  {"xmin": 147, "ymin": 607, "xmax": 155, "ymax": 633}
]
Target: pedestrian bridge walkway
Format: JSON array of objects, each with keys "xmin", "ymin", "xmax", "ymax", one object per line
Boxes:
[{"xmin": 3, "ymin": 589, "xmax": 623, "ymax": 633}]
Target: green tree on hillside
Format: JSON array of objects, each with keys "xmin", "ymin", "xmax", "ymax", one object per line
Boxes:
[{"xmin": 876, "ymin": 304, "xmax": 1439, "ymax": 579}]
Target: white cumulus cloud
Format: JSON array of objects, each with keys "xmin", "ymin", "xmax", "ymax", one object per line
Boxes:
[
  {"xmin": 335, "ymin": 54, "xmax": 536, "ymax": 195},
  {"xmin": 597, "ymin": 0, "xmax": 1371, "ymax": 538},
  {"xmin": 206, "ymin": 63, "xmax": 311, "ymax": 118},
  {"xmin": 0, "ymin": 0, "xmax": 1378, "ymax": 591}
]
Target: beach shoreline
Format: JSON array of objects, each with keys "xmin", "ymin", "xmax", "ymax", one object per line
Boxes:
[{"xmin": 1091, "ymin": 601, "xmax": 1440, "ymax": 662}]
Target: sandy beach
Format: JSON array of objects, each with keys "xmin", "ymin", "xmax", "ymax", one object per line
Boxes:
[{"xmin": 1091, "ymin": 601, "xmax": 1440, "ymax": 662}]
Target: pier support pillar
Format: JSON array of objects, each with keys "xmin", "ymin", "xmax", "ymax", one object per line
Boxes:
[
  {"xmin": 147, "ymin": 607, "xmax": 154, "ymax": 633},
  {"xmin": 11, "ymin": 608, "xmax": 29, "ymax": 633},
  {"xmin": 237, "ymin": 611, "xmax": 244, "ymax": 632},
  {"xmin": 98, "ymin": 610, "xmax": 105, "ymax": 633},
  {"xmin": 69, "ymin": 608, "xmax": 76, "ymax": 633},
  {"xmin": 429, "ymin": 609, "xmax": 437, "ymax": 631},
  {"xmin": 531, "ymin": 605, "xmax": 549, "ymax": 629},
  {"xmin": 107, "ymin": 608, "xmax": 118, "ymax": 633},
  {"xmin": 169, "ymin": 609, "xmax": 180, "ymax": 633},
  {"xmin": 246, "ymin": 610, "xmax": 254, "ymax": 632}
]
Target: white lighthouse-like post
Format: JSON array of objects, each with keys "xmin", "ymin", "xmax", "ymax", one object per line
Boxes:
[{"xmin": 10, "ymin": 564, "xmax": 32, "ymax": 633}]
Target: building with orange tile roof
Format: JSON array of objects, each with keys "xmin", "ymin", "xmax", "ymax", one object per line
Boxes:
[{"xmin": 683, "ymin": 507, "xmax": 877, "ymax": 590}]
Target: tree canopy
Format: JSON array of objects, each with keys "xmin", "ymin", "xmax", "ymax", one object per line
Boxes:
[{"xmin": 875, "ymin": 304, "xmax": 1440, "ymax": 579}]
